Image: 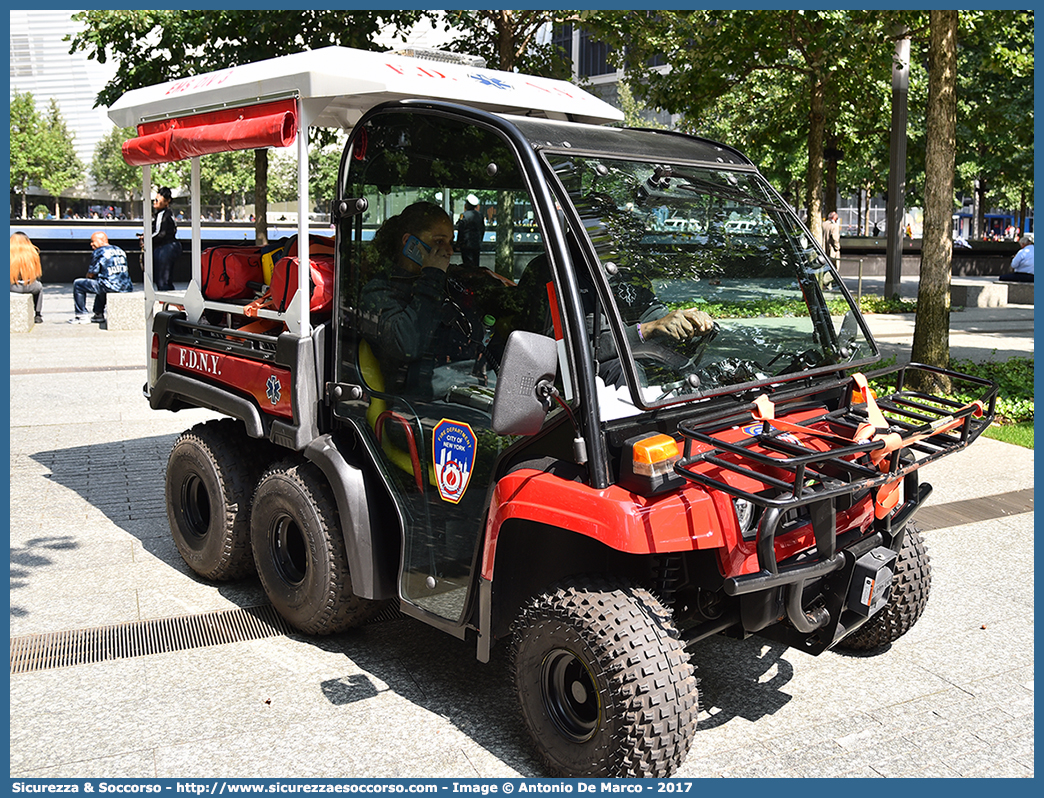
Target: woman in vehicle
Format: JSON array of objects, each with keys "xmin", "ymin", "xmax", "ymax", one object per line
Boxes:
[{"xmin": 359, "ymin": 202, "xmax": 459, "ymax": 400}]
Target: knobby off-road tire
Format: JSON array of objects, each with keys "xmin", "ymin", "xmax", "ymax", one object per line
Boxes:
[
  {"xmin": 512, "ymin": 578, "xmax": 698, "ymax": 778},
  {"xmin": 250, "ymin": 460, "xmax": 385, "ymax": 634},
  {"xmin": 166, "ymin": 419, "xmax": 266, "ymax": 581},
  {"xmin": 838, "ymin": 525, "xmax": 932, "ymax": 651}
]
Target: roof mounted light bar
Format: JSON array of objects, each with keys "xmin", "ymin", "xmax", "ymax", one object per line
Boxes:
[{"xmin": 391, "ymin": 46, "xmax": 487, "ymax": 69}]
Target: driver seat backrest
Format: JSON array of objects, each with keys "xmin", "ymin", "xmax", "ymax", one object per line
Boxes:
[{"xmin": 358, "ymin": 338, "xmax": 429, "ymax": 490}]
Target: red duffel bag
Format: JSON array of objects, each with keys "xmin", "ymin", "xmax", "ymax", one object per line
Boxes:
[
  {"xmin": 201, "ymin": 246, "xmax": 265, "ymax": 300},
  {"xmin": 268, "ymin": 254, "xmax": 335, "ymax": 315}
]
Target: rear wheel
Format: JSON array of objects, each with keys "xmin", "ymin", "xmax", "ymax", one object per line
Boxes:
[
  {"xmin": 837, "ymin": 525, "xmax": 931, "ymax": 651},
  {"xmin": 512, "ymin": 578, "xmax": 698, "ymax": 777},
  {"xmin": 250, "ymin": 460, "xmax": 385, "ymax": 634},
  {"xmin": 166, "ymin": 420, "xmax": 266, "ymax": 580}
]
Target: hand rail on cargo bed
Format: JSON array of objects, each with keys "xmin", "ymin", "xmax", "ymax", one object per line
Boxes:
[{"xmin": 673, "ymin": 363, "xmax": 997, "ymax": 593}]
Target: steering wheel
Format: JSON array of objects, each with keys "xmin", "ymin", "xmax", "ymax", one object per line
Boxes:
[
  {"xmin": 636, "ymin": 323, "xmax": 720, "ymax": 400},
  {"xmin": 634, "ymin": 321, "xmax": 719, "ymax": 369}
]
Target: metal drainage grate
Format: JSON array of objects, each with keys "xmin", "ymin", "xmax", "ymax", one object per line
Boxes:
[{"xmin": 10, "ymin": 605, "xmax": 293, "ymax": 674}]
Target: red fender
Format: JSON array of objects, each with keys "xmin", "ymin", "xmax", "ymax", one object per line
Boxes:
[{"xmin": 480, "ymin": 468, "xmax": 727, "ymax": 581}]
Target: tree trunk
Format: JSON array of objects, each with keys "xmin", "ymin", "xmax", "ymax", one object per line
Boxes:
[
  {"xmin": 497, "ymin": 12, "xmax": 515, "ymax": 70},
  {"xmin": 254, "ymin": 149, "xmax": 269, "ymax": 246},
  {"xmin": 805, "ymin": 76, "xmax": 826, "ymax": 244},
  {"xmin": 824, "ymin": 134, "xmax": 840, "ymax": 216},
  {"xmin": 495, "ymin": 191, "xmax": 515, "ymax": 278},
  {"xmin": 1018, "ymin": 187, "xmax": 1028, "ymax": 237},
  {"xmin": 974, "ymin": 175, "xmax": 987, "ymax": 240},
  {"xmin": 910, "ymin": 10, "xmax": 958, "ymax": 392}
]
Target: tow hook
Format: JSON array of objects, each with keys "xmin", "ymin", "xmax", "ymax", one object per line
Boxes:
[{"xmin": 786, "ymin": 580, "xmax": 830, "ymax": 632}]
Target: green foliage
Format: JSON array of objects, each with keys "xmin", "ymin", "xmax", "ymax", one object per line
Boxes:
[
  {"xmin": 866, "ymin": 355, "xmax": 1032, "ymax": 447},
  {"xmin": 856, "ymin": 294, "xmax": 918, "ymax": 314},
  {"xmin": 91, "ymin": 126, "xmax": 142, "ymax": 200},
  {"xmin": 612, "ymin": 82, "xmax": 667, "ymax": 130},
  {"xmin": 68, "ymin": 10, "xmax": 424, "ymax": 109},
  {"xmin": 38, "ymin": 98, "xmax": 85, "ymax": 213},
  {"xmin": 584, "ymin": 10, "xmax": 899, "ymax": 234},
  {"xmin": 441, "ymin": 11, "xmax": 571, "ymax": 76},
  {"xmin": 982, "ymin": 421, "xmax": 1032, "ymax": 448},
  {"xmin": 582, "ymin": 10, "xmax": 1030, "ymax": 230},
  {"xmin": 954, "ymin": 11, "xmax": 1034, "ymax": 220},
  {"xmin": 9, "ymin": 92, "xmax": 83, "ymax": 216},
  {"xmin": 10, "ymin": 92, "xmax": 44, "ymax": 216},
  {"xmin": 950, "ymin": 356, "xmax": 1034, "ymax": 425},
  {"xmin": 67, "ymin": 9, "xmax": 424, "ymax": 232},
  {"xmin": 669, "ymin": 294, "xmax": 915, "ymax": 318},
  {"xmin": 32, "ymin": 204, "xmax": 50, "ymax": 219}
]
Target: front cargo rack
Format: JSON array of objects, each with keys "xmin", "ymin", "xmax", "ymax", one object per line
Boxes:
[{"xmin": 673, "ymin": 363, "xmax": 997, "ymax": 596}]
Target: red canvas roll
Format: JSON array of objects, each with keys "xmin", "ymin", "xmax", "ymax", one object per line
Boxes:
[{"xmin": 122, "ymin": 99, "xmax": 297, "ymax": 165}]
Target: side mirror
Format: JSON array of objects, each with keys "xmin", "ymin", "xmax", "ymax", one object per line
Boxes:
[{"xmin": 492, "ymin": 331, "xmax": 558, "ymax": 435}]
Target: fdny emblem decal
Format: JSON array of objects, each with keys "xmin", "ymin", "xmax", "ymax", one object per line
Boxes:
[
  {"xmin": 265, "ymin": 374, "xmax": 282, "ymax": 405},
  {"xmin": 432, "ymin": 419, "xmax": 477, "ymax": 504}
]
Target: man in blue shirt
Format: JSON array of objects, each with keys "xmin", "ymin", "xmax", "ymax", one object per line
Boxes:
[
  {"xmin": 1000, "ymin": 233, "xmax": 1034, "ymax": 283},
  {"xmin": 70, "ymin": 232, "xmax": 133, "ymax": 323}
]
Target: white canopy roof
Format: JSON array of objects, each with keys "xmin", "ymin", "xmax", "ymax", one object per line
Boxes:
[{"xmin": 107, "ymin": 46, "xmax": 624, "ymax": 130}]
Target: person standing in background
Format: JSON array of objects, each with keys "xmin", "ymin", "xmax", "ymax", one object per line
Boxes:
[
  {"xmin": 822, "ymin": 211, "xmax": 841, "ymax": 263},
  {"xmin": 140, "ymin": 186, "xmax": 180, "ymax": 291},
  {"xmin": 456, "ymin": 193, "xmax": 485, "ymax": 270}
]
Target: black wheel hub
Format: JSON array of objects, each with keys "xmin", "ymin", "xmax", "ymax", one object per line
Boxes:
[
  {"xmin": 271, "ymin": 515, "xmax": 308, "ymax": 586},
  {"xmin": 541, "ymin": 648, "xmax": 600, "ymax": 742},
  {"xmin": 180, "ymin": 474, "xmax": 211, "ymax": 543}
]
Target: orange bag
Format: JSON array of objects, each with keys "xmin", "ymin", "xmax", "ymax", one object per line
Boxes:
[
  {"xmin": 269, "ymin": 254, "xmax": 335, "ymax": 315},
  {"xmin": 201, "ymin": 246, "xmax": 264, "ymax": 300}
]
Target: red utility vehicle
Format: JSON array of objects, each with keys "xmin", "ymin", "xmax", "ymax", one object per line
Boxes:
[{"xmin": 108, "ymin": 47, "xmax": 996, "ymax": 777}]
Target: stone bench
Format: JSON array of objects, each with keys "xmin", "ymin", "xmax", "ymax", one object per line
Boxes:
[
  {"xmin": 950, "ymin": 281, "xmax": 1009, "ymax": 308},
  {"xmin": 10, "ymin": 291, "xmax": 36, "ymax": 333},
  {"xmin": 105, "ymin": 291, "xmax": 146, "ymax": 330},
  {"xmin": 1003, "ymin": 281, "xmax": 1034, "ymax": 305}
]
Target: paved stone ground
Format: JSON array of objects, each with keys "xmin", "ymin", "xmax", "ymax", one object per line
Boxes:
[{"xmin": 7, "ymin": 284, "xmax": 1034, "ymax": 779}]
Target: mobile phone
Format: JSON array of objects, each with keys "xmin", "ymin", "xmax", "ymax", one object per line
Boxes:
[{"xmin": 402, "ymin": 235, "xmax": 431, "ymax": 266}]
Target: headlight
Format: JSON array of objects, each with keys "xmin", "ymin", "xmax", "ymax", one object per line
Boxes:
[{"xmin": 734, "ymin": 497, "xmax": 758, "ymax": 536}]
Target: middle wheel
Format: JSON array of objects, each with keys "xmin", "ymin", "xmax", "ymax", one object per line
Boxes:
[{"xmin": 250, "ymin": 459, "xmax": 383, "ymax": 634}]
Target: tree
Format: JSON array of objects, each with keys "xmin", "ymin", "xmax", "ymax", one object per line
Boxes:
[
  {"xmin": 200, "ymin": 150, "xmax": 256, "ymax": 220},
  {"xmin": 586, "ymin": 11, "xmax": 897, "ymax": 243},
  {"xmin": 910, "ymin": 11, "xmax": 958, "ymax": 386},
  {"xmin": 615, "ymin": 81, "xmax": 666, "ymax": 129},
  {"xmin": 955, "ymin": 11, "xmax": 1034, "ymax": 238},
  {"xmin": 38, "ymin": 99, "xmax": 85, "ymax": 217},
  {"xmin": 10, "ymin": 92, "xmax": 44, "ymax": 219},
  {"xmin": 91, "ymin": 125, "xmax": 142, "ymax": 201},
  {"xmin": 441, "ymin": 10, "xmax": 574, "ymax": 276},
  {"xmin": 442, "ymin": 10, "xmax": 572, "ymax": 77},
  {"xmin": 9, "ymin": 93, "xmax": 84, "ymax": 218},
  {"xmin": 68, "ymin": 9, "xmax": 422, "ymax": 243},
  {"xmin": 268, "ymin": 140, "xmax": 344, "ymax": 215}
]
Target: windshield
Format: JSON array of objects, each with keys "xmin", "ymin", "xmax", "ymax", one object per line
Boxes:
[{"xmin": 546, "ymin": 154, "xmax": 876, "ymax": 415}]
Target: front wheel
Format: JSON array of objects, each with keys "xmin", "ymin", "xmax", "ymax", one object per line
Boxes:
[
  {"xmin": 837, "ymin": 525, "xmax": 931, "ymax": 651},
  {"xmin": 512, "ymin": 578, "xmax": 698, "ymax": 777},
  {"xmin": 250, "ymin": 460, "xmax": 386, "ymax": 634}
]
